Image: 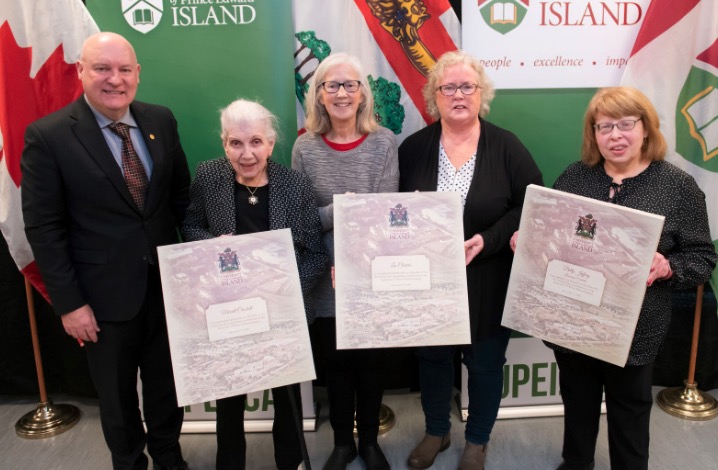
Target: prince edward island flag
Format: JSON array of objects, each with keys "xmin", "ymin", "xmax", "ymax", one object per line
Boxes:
[
  {"xmin": 292, "ymin": 0, "xmax": 460, "ymax": 143},
  {"xmin": 622, "ymin": 0, "xmax": 718, "ymax": 307}
]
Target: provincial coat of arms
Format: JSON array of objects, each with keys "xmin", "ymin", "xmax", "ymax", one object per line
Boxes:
[
  {"xmin": 389, "ymin": 203, "xmax": 409, "ymax": 227},
  {"xmin": 218, "ymin": 248, "xmax": 240, "ymax": 272},
  {"xmin": 575, "ymin": 214, "xmax": 598, "ymax": 239}
]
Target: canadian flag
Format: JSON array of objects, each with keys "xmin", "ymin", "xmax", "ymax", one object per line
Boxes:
[
  {"xmin": 0, "ymin": 0, "xmax": 99, "ymax": 300},
  {"xmin": 621, "ymin": 0, "xmax": 718, "ymax": 298}
]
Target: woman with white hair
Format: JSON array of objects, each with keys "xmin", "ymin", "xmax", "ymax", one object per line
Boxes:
[{"xmin": 183, "ymin": 98, "xmax": 327, "ymax": 470}]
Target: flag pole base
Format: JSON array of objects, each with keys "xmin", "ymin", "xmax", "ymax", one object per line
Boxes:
[
  {"xmin": 656, "ymin": 381, "xmax": 718, "ymax": 421},
  {"xmin": 354, "ymin": 403, "xmax": 396, "ymax": 436},
  {"xmin": 15, "ymin": 400, "xmax": 81, "ymax": 439}
]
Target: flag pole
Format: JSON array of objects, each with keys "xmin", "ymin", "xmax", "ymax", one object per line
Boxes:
[
  {"xmin": 15, "ymin": 277, "xmax": 81, "ymax": 438},
  {"xmin": 656, "ymin": 283, "xmax": 718, "ymax": 421}
]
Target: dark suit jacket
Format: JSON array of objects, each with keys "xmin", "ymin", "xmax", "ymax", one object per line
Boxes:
[
  {"xmin": 399, "ymin": 118, "xmax": 543, "ymax": 340},
  {"xmin": 182, "ymin": 158, "xmax": 327, "ymax": 321},
  {"xmin": 21, "ymin": 97, "xmax": 191, "ymax": 321}
]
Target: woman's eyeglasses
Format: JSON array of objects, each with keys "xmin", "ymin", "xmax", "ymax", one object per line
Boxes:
[
  {"xmin": 594, "ymin": 118, "xmax": 642, "ymax": 135},
  {"xmin": 436, "ymin": 83, "xmax": 479, "ymax": 96},
  {"xmin": 319, "ymin": 80, "xmax": 361, "ymax": 93}
]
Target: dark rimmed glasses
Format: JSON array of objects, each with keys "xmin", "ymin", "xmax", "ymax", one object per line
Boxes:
[
  {"xmin": 319, "ymin": 80, "xmax": 361, "ymax": 93},
  {"xmin": 436, "ymin": 83, "xmax": 479, "ymax": 96}
]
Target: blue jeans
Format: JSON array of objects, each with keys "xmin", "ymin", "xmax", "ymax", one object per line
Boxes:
[{"xmin": 418, "ymin": 328, "xmax": 511, "ymax": 445}]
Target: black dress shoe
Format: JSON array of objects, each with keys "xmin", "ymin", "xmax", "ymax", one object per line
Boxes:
[
  {"xmin": 322, "ymin": 443, "xmax": 357, "ymax": 470},
  {"xmin": 359, "ymin": 443, "xmax": 390, "ymax": 470},
  {"xmin": 153, "ymin": 460, "xmax": 189, "ymax": 470},
  {"xmin": 556, "ymin": 460, "xmax": 595, "ymax": 470}
]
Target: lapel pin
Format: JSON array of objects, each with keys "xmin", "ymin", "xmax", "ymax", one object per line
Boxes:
[{"xmin": 149, "ymin": 134, "xmax": 156, "ymax": 140}]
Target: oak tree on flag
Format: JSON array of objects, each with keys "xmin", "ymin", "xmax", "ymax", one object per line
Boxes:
[{"xmin": 621, "ymin": 0, "xmax": 718, "ymax": 303}]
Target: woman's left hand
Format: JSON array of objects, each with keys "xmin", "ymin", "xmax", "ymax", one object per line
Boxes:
[
  {"xmin": 647, "ymin": 252, "xmax": 672, "ymax": 286},
  {"xmin": 464, "ymin": 234, "xmax": 485, "ymax": 266}
]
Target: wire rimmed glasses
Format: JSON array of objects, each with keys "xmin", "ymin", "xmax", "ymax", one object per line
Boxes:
[{"xmin": 594, "ymin": 118, "xmax": 642, "ymax": 135}]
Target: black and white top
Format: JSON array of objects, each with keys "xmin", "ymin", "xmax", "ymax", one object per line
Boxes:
[
  {"xmin": 548, "ymin": 160, "xmax": 717, "ymax": 365},
  {"xmin": 437, "ymin": 143, "xmax": 476, "ymax": 208},
  {"xmin": 182, "ymin": 159, "xmax": 328, "ymax": 322}
]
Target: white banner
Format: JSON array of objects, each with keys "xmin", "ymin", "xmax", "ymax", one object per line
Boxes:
[{"xmin": 462, "ymin": 0, "xmax": 651, "ymax": 89}]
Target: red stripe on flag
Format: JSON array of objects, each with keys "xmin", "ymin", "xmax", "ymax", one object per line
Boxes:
[
  {"xmin": 696, "ymin": 38, "xmax": 718, "ymax": 70},
  {"xmin": 0, "ymin": 22, "xmax": 82, "ymax": 187},
  {"xmin": 21, "ymin": 261, "xmax": 50, "ymax": 304},
  {"xmin": 353, "ymin": 0, "xmax": 458, "ymax": 124},
  {"xmin": 629, "ymin": 0, "xmax": 700, "ymax": 57}
]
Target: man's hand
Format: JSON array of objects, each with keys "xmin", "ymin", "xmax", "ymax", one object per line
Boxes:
[{"xmin": 61, "ymin": 305, "xmax": 100, "ymax": 343}]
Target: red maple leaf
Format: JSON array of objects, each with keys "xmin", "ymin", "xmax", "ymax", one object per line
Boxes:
[{"xmin": 0, "ymin": 21, "xmax": 83, "ymax": 187}]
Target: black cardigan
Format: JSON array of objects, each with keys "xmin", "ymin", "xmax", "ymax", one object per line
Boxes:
[{"xmin": 399, "ymin": 118, "xmax": 543, "ymax": 340}]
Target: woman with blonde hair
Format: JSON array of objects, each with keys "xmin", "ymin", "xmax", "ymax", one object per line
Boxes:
[{"xmin": 293, "ymin": 52, "xmax": 399, "ymax": 470}]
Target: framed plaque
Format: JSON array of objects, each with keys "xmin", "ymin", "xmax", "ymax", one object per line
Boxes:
[
  {"xmin": 334, "ymin": 192, "xmax": 471, "ymax": 349},
  {"xmin": 501, "ymin": 185, "xmax": 665, "ymax": 366},
  {"xmin": 157, "ymin": 229, "xmax": 315, "ymax": 407}
]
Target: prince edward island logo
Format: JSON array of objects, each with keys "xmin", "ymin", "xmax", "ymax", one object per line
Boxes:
[
  {"xmin": 478, "ymin": 0, "xmax": 529, "ymax": 35},
  {"xmin": 122, "ymin": 0, "xmax": 163, "ymax": 34}
]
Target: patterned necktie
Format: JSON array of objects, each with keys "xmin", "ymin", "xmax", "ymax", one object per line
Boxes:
[{"xmin": 108, "ymin": 122, "xmax": 149, "ymax": 211}]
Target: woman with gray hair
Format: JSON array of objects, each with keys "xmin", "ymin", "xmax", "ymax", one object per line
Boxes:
[
  {"xmin": 399, "ymin": 50, "xmax": 542, "ymax": 469},
  {"xmin": 182, "ymin": 98, "xmax": 327, "ymax": 470},
  {"xmin": 292, "ymin": 52, "xmax": 399, "ymax": 470}
]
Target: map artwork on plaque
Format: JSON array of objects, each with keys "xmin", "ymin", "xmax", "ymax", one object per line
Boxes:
[
  {"xmin": 501, "ymin": 185, "xmax": 665, "ymax": 367},
  {"xmin": 157, "ymin": 229, "xmax": 315, "ymax": 407},
  {"xmin": 334, "ymin": 192, "xmax": 471, "ymax": 349}
]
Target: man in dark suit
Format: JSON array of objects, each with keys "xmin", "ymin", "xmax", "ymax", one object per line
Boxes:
[{"xmin": 21, "ymin": 32, "xmax": 190, "ymax": 470}]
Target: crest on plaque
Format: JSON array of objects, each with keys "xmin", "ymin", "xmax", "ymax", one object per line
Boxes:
[
  {"xmin": 388, "ymin": 203, "xmax": 409, "ymax": 227},
  {"xmin": 574, "ymin": 214, "xmax": 598, "ymax": 239},
  {"xmin": 218, "ymin": 248, "xmax": 240, "ymax": 272}
]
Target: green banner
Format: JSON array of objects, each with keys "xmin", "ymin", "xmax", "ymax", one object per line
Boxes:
[{"xmin": 86, "ymin": 0, "xmax": 297, "ymax": 171}]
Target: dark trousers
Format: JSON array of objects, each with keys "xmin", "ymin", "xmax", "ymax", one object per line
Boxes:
[
  {"xmin": 316, "ymin": 317, "xmax": 384, "ymax": 448},
  {"xmin": 85, "ymin": 269, "xmax": 183, "ymax": 470},
  {"xmin": 554, "ymin": 350, "xmax": 654, "ymax": 470},
  {"xmin": 418, "ymin": 328, "xmax": 510, "ymax": 445},
  {"xmin": 215, "ymin": 384, "xmax": 303, "ymax": 470}
]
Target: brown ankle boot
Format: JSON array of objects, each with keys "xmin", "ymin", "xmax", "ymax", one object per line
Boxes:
[
  {"xmin": 457, "ymin": 442, "xmax": 487, "ymax": 470},
  {"xmin": 407, "ymin": 434, "xmax": 450, "ymax": 469}
]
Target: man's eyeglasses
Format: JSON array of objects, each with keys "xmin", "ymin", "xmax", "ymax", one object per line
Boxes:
[
  {"xmin": 436, "ymin": 83, "xmax": 479, "ymax": 96},
  {"xmin": 319, "ymin": 80, "xmax": 361, "ymax": 93},
  {"xmin": 594, "ymin": 118, "xmax": 642, "ymax": 135}
]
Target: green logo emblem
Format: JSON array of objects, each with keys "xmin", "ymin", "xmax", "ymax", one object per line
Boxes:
[
  {"xmin": 676, "ymin": 66, "xmax": 718, "ymax": 173},
  {"xmin": 479, "ymin": 0, "xmax": 529, "ymax": 35}
]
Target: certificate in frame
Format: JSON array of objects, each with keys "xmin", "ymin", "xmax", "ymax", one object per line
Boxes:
[
  {"xmin": 157, "ymin": 229, "xmax": 315, "ymax": 407},
  {"xmin": 334, "ymin": 192, "xmax": 471, "ymax": 349},
  {"xmin": 501, "ymin": 185, "xmax": 665, "ymax": 366}
]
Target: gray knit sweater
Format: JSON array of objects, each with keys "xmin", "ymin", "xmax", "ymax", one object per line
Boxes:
[{"xmin": 292, "ymin": 126, "xmax": 399, "ymax": 317}]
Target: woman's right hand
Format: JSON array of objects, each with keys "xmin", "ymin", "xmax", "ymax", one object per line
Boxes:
[{"xmin": 509, "ymin": 231, "xmax": 519, "ymax": 252}]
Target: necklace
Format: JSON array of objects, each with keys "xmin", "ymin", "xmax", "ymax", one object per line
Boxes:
[{"xmin": 243, "ymin": 185, "xmax": 259, "ymax": 205}]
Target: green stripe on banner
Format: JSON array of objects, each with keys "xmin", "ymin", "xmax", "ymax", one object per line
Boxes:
[{"xmin": 86, "ymin": 0, "xmax": 297, "ymax": 171}]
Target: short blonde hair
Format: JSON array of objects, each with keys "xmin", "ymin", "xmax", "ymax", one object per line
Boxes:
[
  {"xmin": 422, "ymin": 50, "xmax": 496, "ymax": 120},
  {"xmin": 581, "ymin": 87, "xmax": 666, "ymax": 166},
  {"xmin": 303, "ymin": 53, "xmax": 379, "ymax": 135},
  {"xmin": 220, "ymin": 99, "xmax": 279, "ymax": 144}
]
